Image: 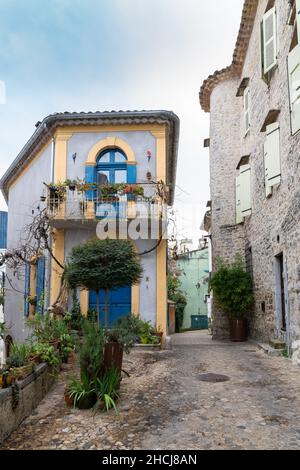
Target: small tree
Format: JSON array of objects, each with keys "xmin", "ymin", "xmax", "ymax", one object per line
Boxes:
[
  {"xmin": 167, "ymin": 274, "xmax": 187, "ymax": 332},
  {"xmin": 209, "ymin": 256, "xmax": 254, "ymax": 319},
  {"xmin": 64, "ymin": 238, "xmax": 143, "ymax": 328}
]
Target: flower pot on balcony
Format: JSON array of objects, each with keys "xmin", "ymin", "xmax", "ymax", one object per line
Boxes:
[{"xmin": 68, "ymin": 184, "xmax": 76, "ymax": 191}]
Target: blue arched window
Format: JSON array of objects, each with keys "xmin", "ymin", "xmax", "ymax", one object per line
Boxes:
[{"xmin": 96, "ymin": 148, "xmax": 127, "ymax": 185}]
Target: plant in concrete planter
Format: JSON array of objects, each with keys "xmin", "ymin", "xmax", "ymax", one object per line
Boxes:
[
  {"xmin": 209, "ymin": 256, "xmax": 254, "ymax": 342},
  {"xmin": 7, "ymin": 342, "xmax": 33, "ymax": 379}
]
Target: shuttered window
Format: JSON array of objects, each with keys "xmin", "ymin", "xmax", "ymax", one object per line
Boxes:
[
  {"xmin": 244, "ymin": 87, "xmax": 250, "ymax": 136},
  {"xmin": 24, "ymin": 262, "xmax": 31, "ymax": 317},
  {"xmin": 236, "ymin": 164, "xmax": 252, "ymax": 224},
  {"xmin": 264, "ymin": 122, "xmax": 281, "ymax": 197},
  {"xmin": 36, "ymin": 257, "xmax": 46, "ymax": 314},
  {"xmin": 288, "ymin": 2, "xmax": 300, "ymax": 135},
  {"xmin": 262, "ymin": 7, "xmax": 277, "ymax": 74}
]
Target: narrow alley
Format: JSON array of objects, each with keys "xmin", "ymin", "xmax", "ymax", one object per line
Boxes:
[{"xmin": 2, "ymin": 331, "xmax": 300, "ymax": 450}]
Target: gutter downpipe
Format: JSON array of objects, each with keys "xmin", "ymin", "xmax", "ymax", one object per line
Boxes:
[{"xmin": 43, "ymin": 122, "xmax": 55, "ymax": 312}]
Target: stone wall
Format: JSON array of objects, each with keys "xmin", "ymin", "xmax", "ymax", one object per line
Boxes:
[
  {"xmin": 0, "ymin": 364, "xmax": 55, "ymax": 443},
  {"xmin": 208, "ymin": 0, "xmax": 300, "ymax": 359}
]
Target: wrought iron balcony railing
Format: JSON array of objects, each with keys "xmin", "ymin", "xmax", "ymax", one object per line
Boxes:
[{"xmin": 46, "ymin": 190, "xmax": 164, "ymax": 222}]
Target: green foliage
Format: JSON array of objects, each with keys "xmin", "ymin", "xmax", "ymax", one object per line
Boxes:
[
  {"xmin": 87, "ymin": 308, "xmax": 98, "ymax": 323},
  {"xmin": 66, "ymin": 290, "xmax": 82, "ymax": 331},
  {"xmin": 138, "ymin": 321, "xmax": 159, "ymax": 345},
  {"xmin": 67, "ymin": 375, "xmax": 96, "ymax": 409},
  {"xmin": 167, "ymin": 274, "xmax": 187, "ymax": 332},
  {"xmin": 94, "ymin": 368, "xmax": 121, "ymax": 412},
  {"xmin": 78, "ymin": 320, "xmax": 104, "ymax": 383},
  {"xmin": 31, "ymin": 342, "xmax": 60, "ymax": 368},
  {"xmin": 209, "ymin": 256, "xmax": 254, "ymax": 319},
  {"xmin": 7, "ymin": 342, "xmax": 31, "ymax": 367},
  {"xmin": 107, "ymin": 314, "xmax": 141, "ymax": 353},
  {"xmin": 64, "ymin": 238, "xmax": 143, "ymax": 293},
  {"xmin": 27, "ymin": 314, "xmax": 74, "ymax": 362}
]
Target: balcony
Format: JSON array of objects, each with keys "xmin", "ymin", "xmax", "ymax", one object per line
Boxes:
[{"xmin": 45, "ymin": 183, "xmax": 166, "ymax": 228}]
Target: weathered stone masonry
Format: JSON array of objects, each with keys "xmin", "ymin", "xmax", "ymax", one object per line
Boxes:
[{"xmin": 200, "ymin": 0, "xmax": 300, "ymax": 363}]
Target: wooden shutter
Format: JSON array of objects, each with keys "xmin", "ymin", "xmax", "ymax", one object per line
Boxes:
[
  {"xmin": 244, "ymin": 87, "xmax": 250, "ymax": 135},
  {"xmin": 296, "ymin": 0, "xmax": 300, "ymax": 42},
  {"xmin": 239, "ymin": 164, "xmax": 252, "ymax": 217},
  {"xmin": 36, "ymin": 257, "xmax": 46, "ymax": 314},
  {"xmin": 263, "ymin": 7, "xmax": 277, "ymax": 74},
  {"xmin": 236, "ymin": 175, "xmax": 243, "ymax": 224},
  {"xmin": 264, "ymin": 141, "xmax": 272, "ymax": 197},
  {"xmin": 265, "ymin": 122, "xmax": 281, "ymax": 190},
  {"xmin": 24, "ymin": 262, "xmax": 30, "ymax": 317},
  {"xmin": 288, "ymin": 44, "xmax": 300, "ymax": 135}
]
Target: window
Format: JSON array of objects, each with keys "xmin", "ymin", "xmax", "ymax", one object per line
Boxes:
[
  {"xmin": 244, "ymin": 87, "xmax": 251, "ymax": 136},
  {"xmin": 264, "ymin": 122, "xmax": 281, "ymax": 197},
  {"xmin": 97, "ymin": 149, "xmax": 128, "ymax": 185},
  {"xmin": 261, "ymin": 5, "xmax": 277, "ymax": 76},
  {"xmin": 24, "ymin": 256, "xmax": 45, "ymax": 317},
  {"xmin": 236, "ymin": 161, "xmax": 252, "ymax": 224},
  {"xmin": 288, "ymin": 0, "xmax": 300, "ymax": 135}
]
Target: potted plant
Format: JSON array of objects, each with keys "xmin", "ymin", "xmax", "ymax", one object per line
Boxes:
[
  {"xmin": 65, "ymin": 375, "xmax": 97, "ymax": 409},
  {"xmin": 209, "ymin": 256, "xmax": 254, "ymax": 342},
  {"xmin": 7, "ymin": 343, "xmax": 33, "ymax": 380},
  {"xmin": 65, "ymin": 179, "xmax": 77, "ymax": 191},
  {"xmin": 94, "ymin": 368, "xmax": 121, "ymax": 412}
]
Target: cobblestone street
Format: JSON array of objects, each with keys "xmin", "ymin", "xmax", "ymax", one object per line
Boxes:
[{"xmin": 2, "ymin": 331, "xmax": 300, "ymax": 450}]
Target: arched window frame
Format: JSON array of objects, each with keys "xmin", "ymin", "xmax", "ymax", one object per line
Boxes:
[{"xmin": 96, "ymin": 148, "xmax": 128, "ymax": 185}]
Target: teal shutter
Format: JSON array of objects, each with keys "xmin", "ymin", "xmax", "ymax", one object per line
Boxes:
[
  {"xmin": 127, "ymin": 164, "xmax": 137, "ymax": 184},
  {"xmin": 24, "ymin": 262, "xmax": 30, "ymax": 317},
  {"xmin": 36, "ymin": 257, "xmax": 46, "ymax": 314}
]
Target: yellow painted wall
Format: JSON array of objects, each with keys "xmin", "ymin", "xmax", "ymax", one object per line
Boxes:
[{"xmin": 50, "ymin": 229, "xmax": 65, "ymax": 305}]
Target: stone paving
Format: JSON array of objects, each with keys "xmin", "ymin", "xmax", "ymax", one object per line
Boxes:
[{"xmin": 2, "ymin": 331, "xmax": 300, "ymax": 450}]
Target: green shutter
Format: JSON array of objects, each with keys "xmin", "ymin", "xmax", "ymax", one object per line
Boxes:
[
  {"xmin": 266, "ymin": 122, "xmax": 281, "ymax": 189},
  {"xmin": 239, "ymin": 164, "xmax": 251, "ymax": 217},
  {"xmin": 236, "ymin": 175, "xmax": 243, "ymax": 224},
  {"xmin": 264, "ymin": 141, "xmax": 272, "ymax": 198},
  {"xmin": 288, "ymin": 44, "xmax": 300, "ymax": 135},
  {"xmin": 263, "ymin": 7, "xmax": 277, "ymax": 74}
]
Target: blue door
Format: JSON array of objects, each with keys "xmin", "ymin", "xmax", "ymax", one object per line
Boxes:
[{"xmin": 89, "ymin": 286, "xmax": 132, "ymax": 327}]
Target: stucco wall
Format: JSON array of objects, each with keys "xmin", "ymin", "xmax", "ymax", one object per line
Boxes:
[
  {"xmin": 5, "ymin": 144, "xmax": 52, "ymax": 341},
  {"xmin": 67, "ymin": 131, "xmax": 156, "ymax": 192},
  {"xmin": 208, "ymin": 0, "xmax": 300, "ymax": 358},
  {"xmin": 176, "ymin": 249, "xmax": 209, "ymax": 329}
]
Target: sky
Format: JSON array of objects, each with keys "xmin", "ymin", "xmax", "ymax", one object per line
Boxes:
[{"xmin": 0, "ymin": 0, "xmax": 244, "ymax": 246}]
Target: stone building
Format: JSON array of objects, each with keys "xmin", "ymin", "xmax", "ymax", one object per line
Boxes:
[{"xmin": 200, "ymin": 0, "xmax": 300, "ymax": 362}]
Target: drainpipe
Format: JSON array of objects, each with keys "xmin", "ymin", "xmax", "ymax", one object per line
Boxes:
[{"xmin": 43, "ymin": 123, "xmax": 55, "ymax": 311}]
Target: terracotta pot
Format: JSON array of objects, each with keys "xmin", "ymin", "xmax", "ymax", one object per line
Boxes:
[
  {"xmin": 229, "ymin": 318, "xmax": 248, "ymax": 342},
  {"xmin": 0, "ymin": 371, "xmax": 12, "ymax": 388},
  {"xmin": 64, "ymin": 388, "xmax": 74, "ymax": 407},
  {"xmin": 76, "ymin": 393, "xmax": 97, "ymax": 410},
  {"xmin": 104, "ymin": 342, "xmax": 123, "ymax": 374}
]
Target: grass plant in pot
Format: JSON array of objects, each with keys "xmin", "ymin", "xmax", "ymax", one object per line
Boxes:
[{"xmin": 209, "ymin": 256, "xmax": 254, "ymax": 342}]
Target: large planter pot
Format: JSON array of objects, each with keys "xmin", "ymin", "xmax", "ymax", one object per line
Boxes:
[
  {"xmin": 76, "ymin": 393, "xmax": 97, "ymax": 410},
  {"xmin": 229, "ymin": 318, "xmax": 248, "ymax": 342},
  {"xmin": 104, "ymin": 342, "xmax": 123, "ymax": 374}
]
